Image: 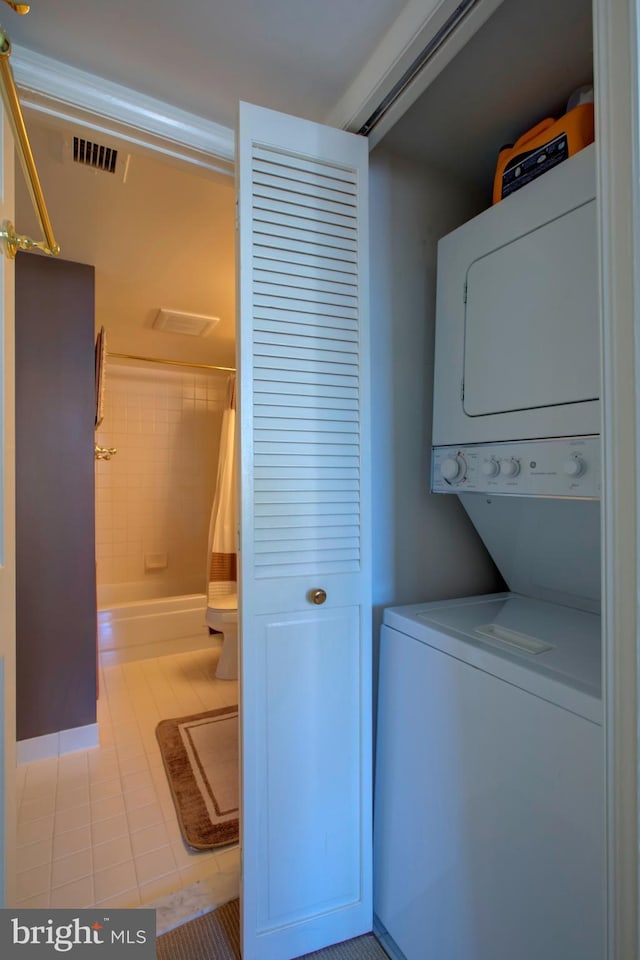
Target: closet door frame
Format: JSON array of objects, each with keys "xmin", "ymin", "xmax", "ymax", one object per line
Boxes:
[{"xmin": 593, "ymin": 1, "xmax": 640, "ymax": 956}]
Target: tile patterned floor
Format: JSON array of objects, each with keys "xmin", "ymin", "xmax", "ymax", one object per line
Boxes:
[{"xmin": 14, "ymin": 646, "xmax": 240, "ymax": 910}]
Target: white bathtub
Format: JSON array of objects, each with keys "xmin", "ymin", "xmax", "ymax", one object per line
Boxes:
[{"xmin": 98, "ymin": 580, "xmax": 211, "ymax": 664}]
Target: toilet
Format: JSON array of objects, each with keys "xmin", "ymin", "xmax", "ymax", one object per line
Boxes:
[{"xmin": 206, "ymin": 588, "xmax": 238, "ymax": 680}]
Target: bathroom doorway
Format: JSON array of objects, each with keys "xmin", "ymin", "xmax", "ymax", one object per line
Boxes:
[{"xmin": 12, "ymin": 113, "xmax": 241, "ymax": 918}]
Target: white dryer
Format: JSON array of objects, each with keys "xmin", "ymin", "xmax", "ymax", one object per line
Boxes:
[
  {"xmin": 429, "ymin": 142, "xmax": 601, "ymax": 614},
  {"xmin": 432, "ymin": 143, "xmax": 598, "ymax": 447},
  {"xmin": 374, "ymin": 593, "xmax": 603, "ymax": 960}
]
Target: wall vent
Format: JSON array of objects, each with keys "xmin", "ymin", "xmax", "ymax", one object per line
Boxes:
[
  {"xmin": 69, "ymin": 136, "xmax": 131, "ymax": 182},
  {"xmin": 73, "ymin": 136, "xmax": 117, "ymax": 172}
]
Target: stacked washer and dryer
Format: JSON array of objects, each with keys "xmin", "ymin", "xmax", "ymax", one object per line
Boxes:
[{"xmin": 374, "ymin": 144, "xmax": 603, "ymax": 960}]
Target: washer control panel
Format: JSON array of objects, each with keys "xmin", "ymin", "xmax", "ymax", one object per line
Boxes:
[{"xmin": 431, "ymin": 436, "xmax": 600, "ymax": 498}]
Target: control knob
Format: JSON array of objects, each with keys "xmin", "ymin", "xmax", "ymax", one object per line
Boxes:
[
  {"xmin": 440, "ymin": 455, "xmax": 466, "ymax": 484},
  {"xmin": 500, "ymin": 458, "xmax": 520, "ymax": 478},
  {"xmin": 563, "ymin": 455, "xmax": 586, "ymax": 478},
  {"xmin": 481, "ymin": 458, "xmax": 500, "ymax": 478}
]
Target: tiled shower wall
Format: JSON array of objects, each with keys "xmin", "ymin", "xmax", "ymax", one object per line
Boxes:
[{"xmin": 95, "ymin": 361, "xmax": 230, "ymax": 594}]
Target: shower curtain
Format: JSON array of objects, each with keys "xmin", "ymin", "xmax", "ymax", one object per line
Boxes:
[{"xmin": 207, "ymin": 376, "xmax": 237, "ymax": 600}]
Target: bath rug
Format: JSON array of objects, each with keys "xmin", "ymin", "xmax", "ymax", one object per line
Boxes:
[
  {"xmin": 156, "ymin": 897, "xmax": 391, "ymax": 960},
  {"xmin": 156, "ymin": 706, "xmax": 239, "ymax": 850}
]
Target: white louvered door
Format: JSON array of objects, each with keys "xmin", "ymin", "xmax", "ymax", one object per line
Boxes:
[{"xmin": 237, "ymin": 102, "xmax": 371, "ymax": 960}]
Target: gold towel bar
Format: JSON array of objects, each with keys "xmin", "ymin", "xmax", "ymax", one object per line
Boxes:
[{"xmin": 0, "ymin": 23, "xmax": 59, "ymax": 258}]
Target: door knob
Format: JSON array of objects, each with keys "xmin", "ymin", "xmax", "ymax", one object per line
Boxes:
[{"xmin": 310, "ymin": 589, "xmax": 327, "ymax": 605}]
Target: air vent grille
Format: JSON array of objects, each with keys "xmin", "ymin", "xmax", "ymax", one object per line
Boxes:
[
  {"xmin": 153, "ymin": 308, "xmax": 220, "ymax": 337},
  {"xmin": 73, "ymin": 136, "xmax": 118, "ymax": 173}
]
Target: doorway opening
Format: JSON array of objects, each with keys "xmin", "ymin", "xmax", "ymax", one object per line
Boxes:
[{"xmin": 13, "ymin": 111, "xmax": 240, "ymax": 921}]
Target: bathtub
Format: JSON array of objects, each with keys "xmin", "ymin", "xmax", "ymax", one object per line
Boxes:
[{"xmin": 98, "ymin": 579, "xmax": 211, "ymax": 664}]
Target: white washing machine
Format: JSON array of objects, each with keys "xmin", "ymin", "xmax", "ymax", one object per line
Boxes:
[
  {"xmin": 373, "ymin": 145, "xmax": 604, "ymax": 959},
  {"xmin": 374, "ymin": 592, "xmax": 603, "ymax": 960}
]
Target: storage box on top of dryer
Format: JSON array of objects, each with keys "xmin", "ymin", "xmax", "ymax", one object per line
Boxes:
[{"xmin": 493, "ymin": 103, "xmax": 594, "ymax": 204}]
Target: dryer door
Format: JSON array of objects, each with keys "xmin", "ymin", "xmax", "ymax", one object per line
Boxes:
[
  {"xmin": 463, "ymin": 200, "xmax": 598, "ymax": 417},
  {"xmin": 432, "ymin": 144, "xmax": 600, "ymax": 446}
]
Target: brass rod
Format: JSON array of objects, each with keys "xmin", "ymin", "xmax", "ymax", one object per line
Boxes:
[
  {"xmin": 0, "ymin": 29, "xmax": 59, "ymax": 256},
  {"xmin": 107, "ymin": 351, "xmax": 235, "ymax": 373}
]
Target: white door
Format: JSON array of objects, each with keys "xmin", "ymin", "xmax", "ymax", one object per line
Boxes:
[
  {"xmin": 0, "ymin": 108, "xmax": 16, "ymax": 907},
  {"xmin": 236, "ymin": 102, "xmax": 371, "ymax": 960}
]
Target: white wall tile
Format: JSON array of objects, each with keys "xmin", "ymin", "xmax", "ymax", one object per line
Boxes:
[{"xmin": 95, "ymin": 362, "xmax": 228, "ymax": 593}]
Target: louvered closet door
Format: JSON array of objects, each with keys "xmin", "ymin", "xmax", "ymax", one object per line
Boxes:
[{"xmin": 237, "ymin": 102, "xmax": 371, "ymax": 960}]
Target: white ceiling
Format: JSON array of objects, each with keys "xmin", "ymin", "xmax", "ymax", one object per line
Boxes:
[
  {"xmin": 6, "ymin": 0, "xmax": 595, "ymax": 199},
  {"xmin": 6, "ymin": 0, "xmax": 411, "ymax": 371},
  {"xmin": 4, "ymin": 0, "xmax": 408, "ymax": 130},
  {"xmin": 382, "ymin": 0, "xmax": 593, "ymax": 198}
]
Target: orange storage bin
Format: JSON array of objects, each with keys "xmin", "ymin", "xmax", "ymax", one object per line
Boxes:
[{"xmin": 493, "ymin": 102, "xmax": 594, "ymax": 204}]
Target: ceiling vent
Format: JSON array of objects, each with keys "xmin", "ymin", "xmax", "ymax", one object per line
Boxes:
[
  {"xmin": 69, "ymin": 136, "xmax": 131, "ymax": 182},
  {"xmin": 153, "ymin": 308, "xmax": 220, "ymax": 337}
]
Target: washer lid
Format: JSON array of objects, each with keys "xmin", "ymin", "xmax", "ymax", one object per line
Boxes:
[{"xmin": 384, "ymin": 593, "xmax": 601, "ymax": 722}]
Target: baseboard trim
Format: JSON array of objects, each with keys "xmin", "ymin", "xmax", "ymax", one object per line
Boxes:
[
  {"xmin": 373, "ymin": 915, "xmax": 407, "ymax": 960},
  {"xmin": 17, "ymin": 723, "xmax": 99, "ymax": 764}
]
